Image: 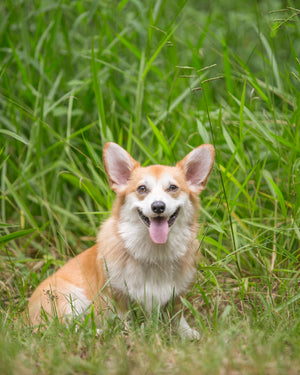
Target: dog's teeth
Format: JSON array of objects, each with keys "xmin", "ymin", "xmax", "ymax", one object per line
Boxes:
[
  {"xmin": 138, "ymin": 209, "xmax": 150, "ymax": 227},
  {"xmin": 168, "ymin": 208, "xmax": 179, "ymax": 227},
  {"xmin": 138, "ymin": 208, "xmax": 179, "ymax": 228}
]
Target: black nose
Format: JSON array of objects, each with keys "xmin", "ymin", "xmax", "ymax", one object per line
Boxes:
[{"xmin": 151, "ymin": 201, "xmax": 166, "ymax": 214}]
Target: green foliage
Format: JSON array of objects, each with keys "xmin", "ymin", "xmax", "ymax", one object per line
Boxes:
[{"xmin": 0, "ymin": 0, "xmax": 300, "ymax": 373}]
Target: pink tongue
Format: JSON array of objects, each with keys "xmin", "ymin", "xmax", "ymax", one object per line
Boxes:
[{"xmin": 149, "ymin": 218, "xmax": 169, "ymax": 244}]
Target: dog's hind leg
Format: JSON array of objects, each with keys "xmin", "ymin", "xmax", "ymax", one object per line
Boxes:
[{"xmin": 28, "ymin": 276, "xmax": 91, "ymax": 326}]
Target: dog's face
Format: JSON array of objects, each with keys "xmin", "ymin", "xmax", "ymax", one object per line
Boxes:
[
  {"xmin": 119, "ymin": 165, "xmax": 193, "ymax": 244},
  {"xmin": 103, "ymin": 143, "xmax": 215, "ymax": 259}
]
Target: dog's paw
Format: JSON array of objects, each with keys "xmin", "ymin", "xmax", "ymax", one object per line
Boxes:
[
  {"xmin": 178, "ymin": 316, "xmax": 200, "ymax": 341},
  {"xmin": 182, "ymin": 327, "xmax": 200, "ymax": 341},
  {"xmin": 95, "ymin": 328, "xmax": 103, "ymax": 337}
]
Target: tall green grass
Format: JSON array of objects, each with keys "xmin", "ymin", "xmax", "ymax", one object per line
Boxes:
[{"xmin": 1, "ymin": 0, "xmax": 300, "ymax": 373}]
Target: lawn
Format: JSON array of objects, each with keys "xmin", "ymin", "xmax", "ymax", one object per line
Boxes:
[{"xmin": 1, "ymin": 0, "xmax": 300, "ymax": 374}]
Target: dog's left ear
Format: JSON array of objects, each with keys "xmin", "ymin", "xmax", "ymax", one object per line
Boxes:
[
  {"xmin": 103, "ymin": 143, "xmax": 139, "ymax": 192},
  {"xmin": 177, "ymin": 144, "xmax": 215, "ymax": 193}
]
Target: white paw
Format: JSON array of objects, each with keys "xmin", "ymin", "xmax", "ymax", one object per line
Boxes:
[
  {"xmin": 178, "ymin": 316, "xmax": 200, "ymax": 340},
  {"xmin": 95, "ymin": 328, "xmax": 103, "ymax": 337},
  {"xmin": 184, "ymin": 327, "xmax": 200, "ymax": 340}
]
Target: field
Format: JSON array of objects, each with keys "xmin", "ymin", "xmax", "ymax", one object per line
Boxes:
[{"xmin": 1, "ymin": 0, "xmax": 300, "ymax": 374}]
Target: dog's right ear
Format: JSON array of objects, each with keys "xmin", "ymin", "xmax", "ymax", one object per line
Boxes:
[
  {"xmin": 177, "ymin": 144, "xmax": 215, "ymax": 193},
  {"xmin": 103, "ymin": 143, "xmax": 139, "ymax": 192}
]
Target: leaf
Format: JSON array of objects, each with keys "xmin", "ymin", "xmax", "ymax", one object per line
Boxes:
[
  {"xmin": 0, "ymin": 129, "xmax": 29, "ymax": 145},
  {"xmin": 142, "ymin": 24, "xmax": 179, "ymax": 79},
  {"xmin": 60, "ymin": 173, "xmax": 105, "ymax": 206},
  {"xmin": 266, "ymin": 176, "xmax": 288, "ymax": 218},
  {"xmin": 91, "ymin": 39, "xmax": 107, "ymax": 140},
  {"xmin": 147, "ymin": 117, "xmax": 171, "ymax": 158},
  {"xmin": 0, "ymin": 228, "xmax": 36, "ymax": 244}
]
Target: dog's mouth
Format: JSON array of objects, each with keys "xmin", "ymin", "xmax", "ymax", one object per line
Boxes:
[{"xmin": 137, "ymin": 208, "xmax": 180, "ymax": 244}]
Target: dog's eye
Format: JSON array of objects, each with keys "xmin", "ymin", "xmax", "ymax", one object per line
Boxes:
[
  {"xmin": 168, "ymin": 184, "xmax": 178, "ymax": 192},
  {"xmin": 137, "ymin": 185, "xmax": 148, "ymax": 194}
]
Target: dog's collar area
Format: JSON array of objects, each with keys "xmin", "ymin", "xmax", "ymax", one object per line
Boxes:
[{"xmin": 137, "ymin": 208, "xmax": 180, "ymax": 228}]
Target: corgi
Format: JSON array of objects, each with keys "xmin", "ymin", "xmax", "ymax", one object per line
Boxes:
[{"xmin": 28, "ymin": 142, "xmax": 215, "ymax": 339}]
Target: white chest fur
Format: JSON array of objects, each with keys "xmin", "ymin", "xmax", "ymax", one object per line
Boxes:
[
  {"xmin": 107, "ymin": 254, "xmax": 195, "ymax": 311},
  {"xmin": 101, "ymin": 194, "xmax": 198, "ymax": 311}
]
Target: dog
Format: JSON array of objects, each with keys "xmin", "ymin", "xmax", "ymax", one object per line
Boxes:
[{"xmin": 28, "ymin": 142, "xmax": 215, "ymax": 339}]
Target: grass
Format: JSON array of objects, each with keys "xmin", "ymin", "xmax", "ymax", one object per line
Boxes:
[{"xmin": 1, "ymin": 0, "xmax": 300, "ymax": 373}]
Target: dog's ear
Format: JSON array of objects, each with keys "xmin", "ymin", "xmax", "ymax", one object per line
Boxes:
[
  {"xmin": 103, "ymin": 143, "xmax": 139, "ymax": 192},
  {"xmin": 177, "ymin": 144, "xmax": 215, "ymax": 193}
]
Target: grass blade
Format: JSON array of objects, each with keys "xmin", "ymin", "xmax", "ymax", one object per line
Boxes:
[
  {"xmin": 0, "ymin": 228, "xmax": 36, "ymax": 244},
  {"xmin": 147, "ymin": 116, "xmax": 172, "ymax": 158}
]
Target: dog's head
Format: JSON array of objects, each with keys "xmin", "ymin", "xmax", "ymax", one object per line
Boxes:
[{"xmin": 103, "ymin": 143, "xmax": 214, "ymax": 254}]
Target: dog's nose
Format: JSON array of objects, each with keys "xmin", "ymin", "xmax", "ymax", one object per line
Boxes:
[{"xmin": 151, "ymin": 201, "xmax": 166, "ymax": 214}]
